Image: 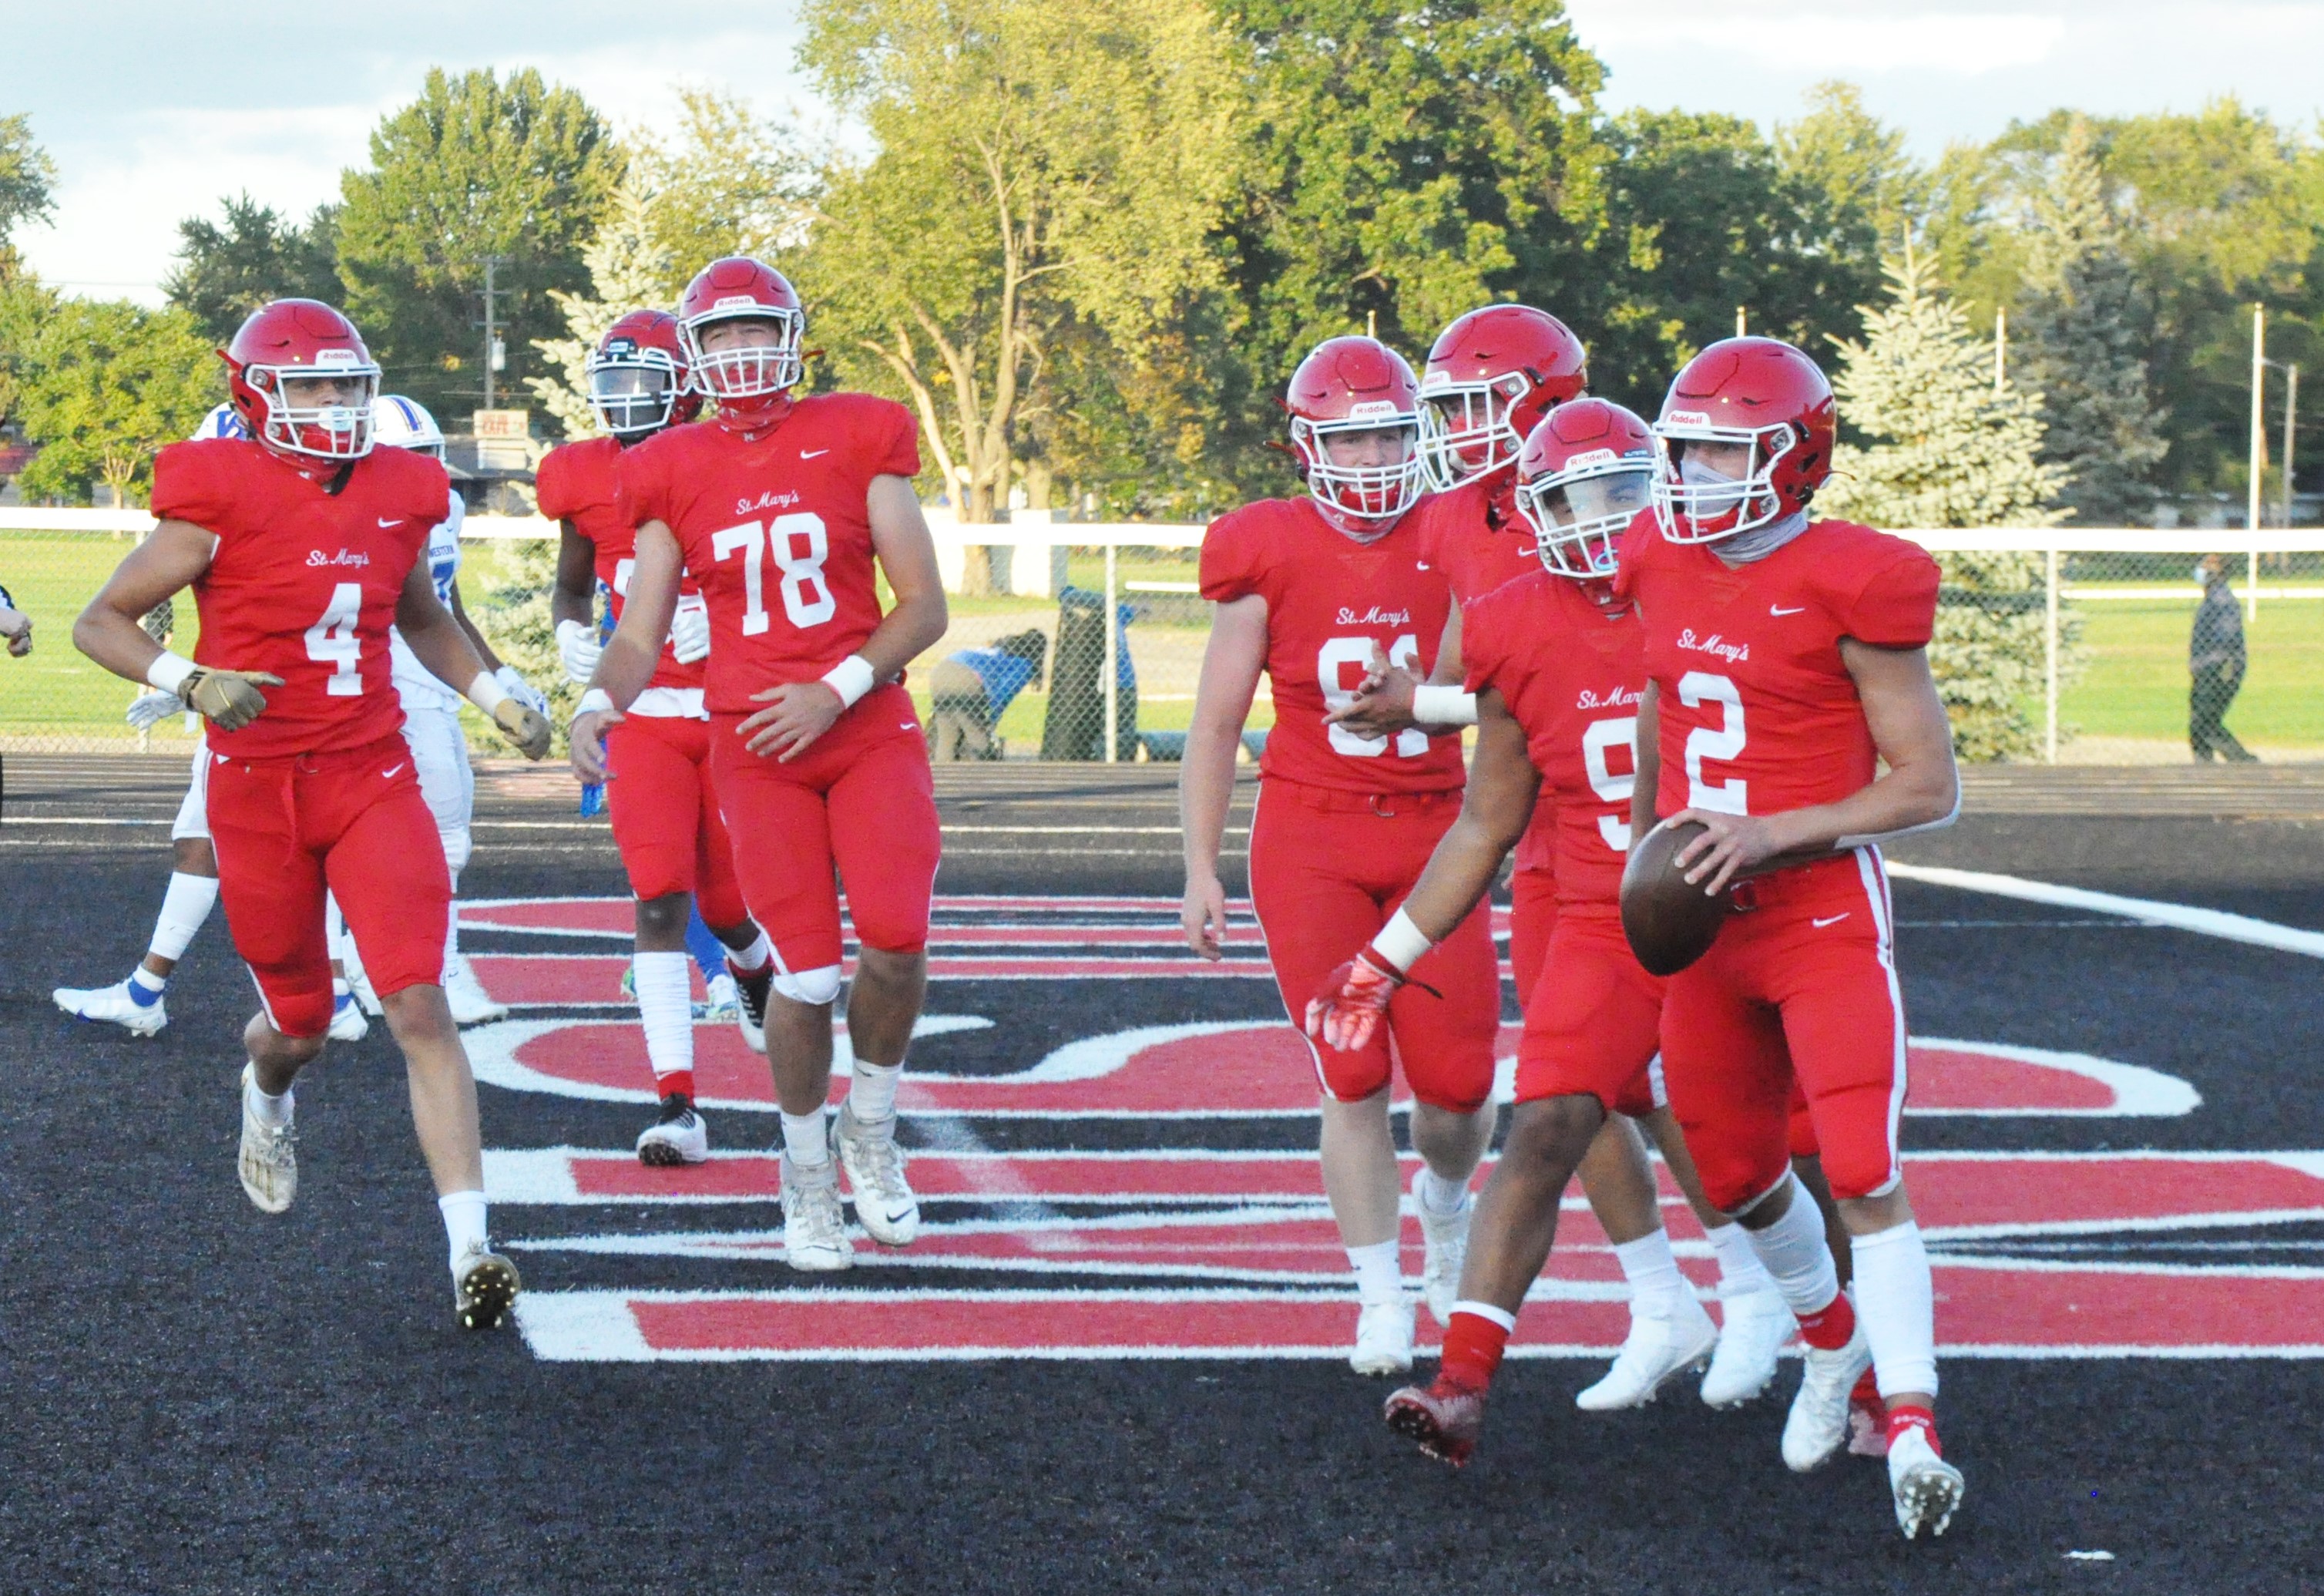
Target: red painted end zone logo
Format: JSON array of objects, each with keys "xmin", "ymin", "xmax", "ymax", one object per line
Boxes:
[{"xmin": 458, "ymin": 896, "xmax": 2319, "ymax": 1363}]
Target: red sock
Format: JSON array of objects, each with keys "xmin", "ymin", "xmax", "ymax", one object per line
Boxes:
[
  {"xmin": 1850, "ymin": 1366, "xmax": 1886, "ymax": 1414},
  {"xmin": 1886, "ymin": 1403, "xmax": 1939, "ymax": 1453},
  {"xmin": 657, "ymin": 1070, "xmax": 696, "ymax": 1102},
  {"xmin": 1438, "ymin": 1310, "xmax": 1511, "ymax": 1392},
  {"xmin": 1795, "ymin": 1290, "xmax": 1857, "ymax": 1351}
]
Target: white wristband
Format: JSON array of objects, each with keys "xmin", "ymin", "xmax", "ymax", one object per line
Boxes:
[
  {"xmin": 146, "ymin": 651, "xmax": 197, "ymax": 695},
  {"xmin": 574, "ymin": 687, "xmax": 614, "ymax": 719},
  {"xmin": 1369, "ymin": 907, "xmax": 1436, "ymax": 975},
  {"xmin": 1410, "ymin": 684, "xmax": 1478, "ymax": 727},
  {"xmin": 821, "ymin": 654, "xmax": 876, "ymax": 709},
  {"xmin": 465, "ymin": 670, "xmax": 510, "ymax": 717}
]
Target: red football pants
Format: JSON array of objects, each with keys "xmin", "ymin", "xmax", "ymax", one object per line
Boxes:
[
  {"xmin": 1248, "ymin": 780, "xmax": 1500, "ymax": 1114},
  {"xmin": 207, "ymin": 734, "xmax": 452, "ymax": 1038},
  {"xmin": 606, "ymin": 711, "xmax": 748, "ymax": 926},
  {"xmin": 1657, "ymin": 848, "xmax": 1906, "ymax": 1211},
  {"xmin": 1506, "ymin": 862, "xmax": 1558, "ymax": 1010},
  {"xmin": 708, "ymin": 684, "xmax": 942, "ymax": 972},
  {"xmin": 1515, "ymin": 908, "xmax": 1663, "ymax": 1116}
]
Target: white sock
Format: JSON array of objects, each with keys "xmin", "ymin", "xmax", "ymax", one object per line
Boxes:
[
  {"xmin": 245, "ymin": 1071, "xmax": 293, "ymax": 1127},
  {"xmin": 1741, "ymin": 1175, "xmax": 1842, "ymax": 1320},
  {"xmin": 1414, "ymin": 1167, "xmax": 1469, "ymax": 1216},
  {"xmin": 1705, "ymin": 1221, "xmax": 1777, "ymax": 1299},
  {"xmin": 442, "ymin": 910, "xmax": 460, "ymax": 984},
  {"xmin": 149, "ymin": 871, "xmax": 218, "ymax": 963},
  {"xmin": 1346, "ymin": 1238, "xmax": 1402, "ymax": 1305},
  {"xmin": 1852, "ymin": 1220, "xmax": 1939, "ymax": 1399},
  {"xmin": 1612, "ymin": 1231, "xmax": 1694, "ymax": 1319},
  {"xmin": 850, "ymin": 1059, "xmax": 902, "ymax": 1124},
  {"xmin": 632, "ymin": 951, "xmax": 695, "ymax": 1086},
  {"xmin": 782, "ymin": 1107, "xmax": 831, "ymax": 1168},
  {"xmin": 438, "ymin": 1190, "xmax": 489, "ymax": 1273},
  {"xmin": 1452, "ymin": 1299, "xmax": 1517, "ymax": 1332},
  {"xmin": 129, "ymin": 966, "xmax": 167, "ymax": 998},
  {"xmin": 726, "ymin": 928, "xmax": 773, "ymax": 973}
]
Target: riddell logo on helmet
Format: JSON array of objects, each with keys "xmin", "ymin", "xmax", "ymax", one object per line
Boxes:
[
  {"xmin": 714, "ymin": 295, "xmax": 761, "ymax": 311},
  {"xmin": 1419, "ymin": 371, "xmax": 1452, "ymax": 390},
  {"xmin": 1666, "ymin": 410, "xmax": 1711, "ymax": 427},
  {"xmin": 1565, "ymin": 448, "xmax": 1617, "ymax": 469},
  {"xmin": 311, "ymin": 348, "xmax": 360, "ymax": 367},
  {"xmin": 1344, "ymin": 401, "xmax": 1400, "ymax": 421}
]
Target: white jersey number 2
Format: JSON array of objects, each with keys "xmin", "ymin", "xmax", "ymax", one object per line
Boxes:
[
  {"xmin": 710, "ymin": 512, "xmax": 837, "ymax": 633},
  {"xmin": 304, "ymin": 582, "xmax": 363, "ymax": 697},
  {"xmin": 1319, "ymin": 634, "xmax": 1427, "ymax": 758},
  {"xmin": 1678, "ymin": 670, "xmax": 1748, "ymax": 814}
]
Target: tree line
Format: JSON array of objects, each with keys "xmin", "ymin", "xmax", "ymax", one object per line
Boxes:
[{"xmin": 1, "ymin": 0, "xmax": 2319, "ymax": 524}]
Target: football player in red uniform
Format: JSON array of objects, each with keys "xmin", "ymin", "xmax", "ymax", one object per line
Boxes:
[
  {"xmin": 571, "ymin": 258, "xmax": 948, "ymax": 1272},
  {"xmin": 1180, "ymin": 336, "xmax": 1500, "ymax": 1376},
  {"xmin": 1316, "ymin": 398, "xmax": 1804, "ymax": 1468},
  {"xmin": 1619, "ymin": 338, "xmax": 1964, "ymax": 1538},
  {"xmin": 72, "ymin": 300, "xmax": 554, "ymax": 1329},
  {"xmin": 1332, "ymin": 307, "xmax": 1794, "ymax": 1407},
  {"xmin": 542, "ymin": 309, "xmax": 777, "ymax": 1168}
]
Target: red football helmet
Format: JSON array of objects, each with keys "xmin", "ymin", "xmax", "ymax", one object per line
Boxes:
[
  {"xmin": 589, "ymin": 309, "xmax": 699, "ymax": 436},
  {"xmin": 220, "ymin": 299, "xmax": 380, "ymax": 463},
  {"xmin": 1513, "ymin": 399, "xmax": 1657, "ymax": 581},
  {"xmin": 1650, "ymin": 337, "xmax": 1835, "ymax": 543},
  {"xmin": 1286, "ymin": 336, "xmax": 1426, "ymax": 531},
  {"xmin": 676, "ymin": 257, "xmax": 804, "ymax": 405},
  {"xmin": 1417, "ymin": 304, "xmax": 1587, "ymax": 490}
]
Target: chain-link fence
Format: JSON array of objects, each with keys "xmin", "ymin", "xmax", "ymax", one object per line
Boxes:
[{"xmin": 5, "ymin": 508, "xmax": 2319, "ymax": 766}]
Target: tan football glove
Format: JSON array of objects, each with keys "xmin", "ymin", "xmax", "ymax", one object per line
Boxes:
[
  {"xmin": 492, "ymin": 697, "xmax": 554, "ymax": 761},
  {"xmin": 182, "ymin": 667, "xmax": 284, "ymax": 731}
]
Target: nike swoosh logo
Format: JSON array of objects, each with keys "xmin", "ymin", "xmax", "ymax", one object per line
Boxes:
[
  {"xmin": 801, "ymin": 449, "xmax": 830, "ymax": 459},
  {"xmin": 1812, "ymin": 912, "xmax": 1849, "ymax": 928},
  {"xmin": 1771, "ymin": 604, "xmax": 1806, "ymax": 617},
  {"xmin": 381, "ymin": 762, "xmax": 407, "ymax": 778},
  {"xmin": 377, "ymin": 517, "xmax": 401, "ymax": 528},
  {"xmin": 1416, "ymin": 561, "xmax": 1431, "ymax": 571}
]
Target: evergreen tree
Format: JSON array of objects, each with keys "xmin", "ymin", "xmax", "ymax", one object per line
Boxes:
[
  {"xmin": 525, "ymin": 176, "xmax": 679, "ymax": 438},
  {"xmin": 2014, "ymin": 119, "xmax": 2169, "ymax": 525},
  {"xmin": 1820, "ymin": 250, "xmax": 2077, "ymax": 761},
  {"xmin": 164, "ymin": 196, "xmax": 343, "ymax": 345}
]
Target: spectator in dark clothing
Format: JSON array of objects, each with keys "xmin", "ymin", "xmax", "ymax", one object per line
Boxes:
[
  {"xmin": 0, "ymin": 581, "xmax": 29, "ymax": 657},
  {"xmin": 2190, "ymin": 554, "xmax": 2256, "ymax": 762},
  {"xmin": 929, "ymin": 629, "xmax": 1048, "ymax": 761}
]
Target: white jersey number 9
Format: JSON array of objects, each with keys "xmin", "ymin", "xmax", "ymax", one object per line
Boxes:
[
  {"xmin": 1318, "ymin": 634, "xmax": 1427, "ymax": 758},
  {"xmin": 1678, "ymin": 670, "xmax": 1748, "ymax": 814},
  {"xmin": 1581, "ymin": 714, "xmax": 1637, "ymax": 850}
]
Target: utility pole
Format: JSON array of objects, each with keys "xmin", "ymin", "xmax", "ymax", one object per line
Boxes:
[
  {"xmin": 1993, "ymin": 307, "xmax": 2007, "ymax": 395},
  {"xmin": 2248, "ymin": 304, "xmax": 2265, "ymax": 620},
  {"xmin": 2284, "ymin": 362, "xmax": 2300, "ymax": 530},
  {"xmin": 480, "ymin": 257, "xmax": 508, "ymax": 410},
  {"xmin": 1735, "ymin": 307, "xmax": 1748, "ymax": 338}
]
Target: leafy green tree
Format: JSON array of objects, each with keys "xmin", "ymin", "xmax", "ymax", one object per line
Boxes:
[
  {"xmin": 1819, "ymin": 251, "xmax": 2074, "ymax": 761},
  {"xmin": 526, "ymin": 176, "xmax": 678, "ymax": 438},
  {"xmin": 799, "ymin": 0, "xmax": 1247, "ymax": 551},
  {"xmin": 164, "ymin": 194, "xmax": 343, "ymax": 344},
  {"xmin": 11, "ymin": 298, "xmax": 220, "ymax": 506},
  {"xmin": 630, "ymin": 87, "xmax": 817, "ymax": 278},
  {"xmin": 2013, "ymin": 119, "xmax": 2168, "ymax": 525},
  {"xmin": 0, "ymin": 112, "xmax": 55, "ymax": 257},
  {"xmin": 1776, "ymin": 82, "xmax": 1929, "ymax": 261},
  {"xmin": 335, "ymin": 68, "xmax": 618, "ymax": 420}
]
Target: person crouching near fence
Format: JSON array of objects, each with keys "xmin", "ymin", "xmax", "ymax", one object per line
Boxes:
[{"xmin": 929, "ymin": 629, "xmax": 1046, "ymax": 760}]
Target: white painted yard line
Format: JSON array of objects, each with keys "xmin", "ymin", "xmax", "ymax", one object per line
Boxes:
[{"xmin": 1886, "ymin": 862, "xmax": 2324, "ymax": 960}]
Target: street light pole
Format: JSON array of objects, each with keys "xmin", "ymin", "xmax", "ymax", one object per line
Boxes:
[
  {"xmin": 481, "ymin": 257, "xmax": 506, "ymax": 411},
  {"xmin": 2248, "ymin": 304, "xmax": 2265, "ymax": 621},
  {"xmin": 2284, "ymin": 363, "xmax": 2300, "ymax": 531}
]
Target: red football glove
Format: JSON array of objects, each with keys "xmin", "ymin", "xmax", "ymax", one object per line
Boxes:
[{"xmin": 1304, "ymin": 949, "xmax": 1404, "ymax": 1053}]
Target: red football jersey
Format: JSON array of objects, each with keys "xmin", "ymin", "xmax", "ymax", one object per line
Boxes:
[
  {"xmin": 536, "ymin": 433, "xmax": 704, "ymax": 694},
  {"xmin": 1615, "ymin": 515, "xmax": 1939, "ymax": 818},
  {"xmin": 1198, "ymin": 496, "xmax": 1463, "ymax": 796},
  {"xmin": 1463, "ymin": 571, "xmax": 1643, "ymax": 909},
  {"xmin": 153, "ymin": 438, "xmax": 444, "ymax": 758},
  {"xmin": 615, "ymin": 394, "xmax": 921, "ymax": 714}
]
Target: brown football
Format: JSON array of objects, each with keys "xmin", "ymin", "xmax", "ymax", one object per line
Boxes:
[{"xmin": 1620, "ymin": 818, "xmax": 1734, "ymax": 976}]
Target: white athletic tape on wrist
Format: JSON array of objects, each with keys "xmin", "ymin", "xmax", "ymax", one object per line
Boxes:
[
  {"xmin": 1369, "ymin": 907, "xmax": 1434, "ymax": 974},
  {"xmin": 574, "ymin": 687, "xmax": 614, "ymax": 720},
  {"xmin": 146, "ymin": 651, "xmax": 197, "ymax": 696},
  {"xmin": 1409, "ymin": 684, "xmax": 1477, "ymax": 726},
  {"xmin": 465, "ymin": 670, "xmax": 510, "ymax": 717},
  {"xmin": 820, "ymin": 654, "xmax": 875, "ymax": 709}
]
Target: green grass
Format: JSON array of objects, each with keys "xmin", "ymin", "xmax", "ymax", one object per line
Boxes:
[{"xmin": 2059, "ymin": 593, "xmax": 2324, "ymax": 748}]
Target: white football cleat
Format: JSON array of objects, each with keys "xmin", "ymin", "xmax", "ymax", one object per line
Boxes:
[
  {"xmin": 453, "ymin": 1242, "xmax": 522, "ymax": 1331},
  {"xmin": 636, "ymin": 1094, "xmax": 709, "ymax": 1166},
  {"xmin": 1887, "ymin": 1423, "xmax": 1966, "ymax": 1539},
  {"xmin": 237, "ymin": 1063, "xmax": 298, "ymax": 1215},
  {"xmin": 699, "ymin": 971, "xmax": 741, "ymax": 1023},
  {"xmin": 781, "ymin": 1154, "xmax": 855, "ymax": 1272},
  {"xmin": 1700, "ymin": 1287, "xmax": 1793, "ymax": 1407},
  {"xmin": 443, "ymin": 954, "xmax": 507, "ymax": 1026},
  {"xmin": 53, "ymin": 977, "xmax": 169, "ymax": 1037},
  {"xmin": 342, "ymin": 956, "xmax": 384, "ymax": 1017},
  {"xmin": 1782, "ymin": 1320, "xmax": 1873, "ymax": 1472},
  {"xmin": 1576, "ymin": 1297, "xmax": 1719, "ymax": 1410},
  {"xmin": 1350, "ymin": 1296, "xmax": 1416, "ymax": 1376},
  {"xmin": 1413, "ymin": 1174, "xmax": 1473, "ymax": 1327},
  {"xmin": 833, "ymin": 1104, "xmax": 919, "ymax": 1246},
  {"xmin": 327, "ymin": 993, "xmax": 369, "ymax": 1043}
]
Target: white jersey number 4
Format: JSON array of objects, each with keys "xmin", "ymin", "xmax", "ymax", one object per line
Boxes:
[
  {"xmin": 304, "ymin": 582, "xmax": 363, "ymax": 696},
  {"xmin": 710, "ymin": 512, "xmax": 838, "ymax": 634}
]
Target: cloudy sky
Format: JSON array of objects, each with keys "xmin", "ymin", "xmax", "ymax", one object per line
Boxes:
[{"xmin": 11, "ymin": 1, "xmax": 2324, "ymax": 304}]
